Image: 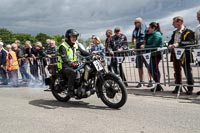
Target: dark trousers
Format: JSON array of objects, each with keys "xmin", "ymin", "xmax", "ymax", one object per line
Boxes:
[
  {"xmin": 172, "ymin": 53, "xmax": 194, "ymax": 91},
  {"xmin": 30, "ymin": 60, "xmax": 39, "ymax": 81},
  {"xmin": 148, "ymin": 55, "xmax": 161, "ymax": 83},
  {"xmin": 8, "ymin": 70, "xmax": 18, "ymax": 86},
  {"xmin": 109, "ymin": 57, "xmax": 128, "ymax": 86},
  {"xmin": 173, "ymin": 59, "xmax": 194, "ymax": 84},
  {"xmin": 0, "ymin": 67, "xmax": 8, "ymax": 84},
  {"xmin": 110, "ymin": 57, "xmax": 118, "ymax": 74},
  {"xmin": 61, "ymin": 66, "xmax": 76, "ymax": 90}
]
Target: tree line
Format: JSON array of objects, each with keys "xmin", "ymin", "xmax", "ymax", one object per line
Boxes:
[
  {"xmin": 0, "ymin": 28, "xmax": 65, "ymax": 47},
  {"xmin": 0, "ymin": 28, "xmax": 133, "ymax": 48}
]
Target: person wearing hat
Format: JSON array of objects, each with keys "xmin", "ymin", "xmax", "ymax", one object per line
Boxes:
[
  {"xmin": 90, "ymin": 35, "xmax": 105, "ymax": 57},
  {"xmin": 168, "ymin": 16, "xmax": 195, "ymax": 95},
  {"xmin": 0, "ymin": 42, "xmax": 8, "ymax": 85}
]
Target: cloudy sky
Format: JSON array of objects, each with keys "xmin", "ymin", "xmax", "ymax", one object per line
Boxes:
[{"xmin": 0, "ymin": 0, "xmax": 200, "ymax": 41}]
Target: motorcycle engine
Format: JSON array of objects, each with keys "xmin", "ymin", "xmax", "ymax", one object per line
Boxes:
[
  {"xmin": 84, "ymin": 65, "xmax": 91, "ymax": 80},
  {"xmin": 76, "ymin": 79, "xmax": 95, "ymax": 99}
]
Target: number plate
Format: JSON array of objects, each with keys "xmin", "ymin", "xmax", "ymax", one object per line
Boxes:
[{"xmin": 93, "ymin": 60, "xmax": 103, "ymax": 71}]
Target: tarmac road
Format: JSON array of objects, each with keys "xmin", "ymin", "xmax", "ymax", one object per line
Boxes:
[{"xmin": 0, "ymin": 86, "xmax": 200, "ymax": 133}]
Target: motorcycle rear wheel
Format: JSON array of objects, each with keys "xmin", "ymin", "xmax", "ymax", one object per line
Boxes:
[{"xmin": 51, "ymin": 77, "xmax": 71, "ymax": 102}]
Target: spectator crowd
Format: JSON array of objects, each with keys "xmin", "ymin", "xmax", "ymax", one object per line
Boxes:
[{"xmin": 1, "ymin": 10, "xmax": 200, "ymax": 95}]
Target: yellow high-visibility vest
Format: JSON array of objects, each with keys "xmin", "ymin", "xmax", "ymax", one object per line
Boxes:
[{"xmin": 57, "ymin": 42, "xmax": 78, "ymax": 70}]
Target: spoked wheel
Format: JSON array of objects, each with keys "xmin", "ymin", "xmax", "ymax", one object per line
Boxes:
[
  {"xmin": 99, "ymin": 75, "xmax": 127, "ymax": 109},
  {"xmin": 51, "ymin": 78, "xmax": 71, "ymax": 102}
]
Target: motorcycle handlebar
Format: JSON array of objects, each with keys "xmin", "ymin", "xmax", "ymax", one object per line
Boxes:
[{"xmin": 82, "ymin": 55, "xmax": 99, "ymax": 64}]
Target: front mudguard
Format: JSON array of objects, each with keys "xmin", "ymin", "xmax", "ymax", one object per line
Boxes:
[{"xmin": 95, "ymin": 72, "xmax": 121, "ymax": 97}]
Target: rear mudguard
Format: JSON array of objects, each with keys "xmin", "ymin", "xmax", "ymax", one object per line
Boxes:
[
  {"xmin": 45, "ymin": 75, "xmax": 57, "ymax": 86},
  {"xmin": 45, "ymin": 78, "xmax": 51, "ymax": 86}
]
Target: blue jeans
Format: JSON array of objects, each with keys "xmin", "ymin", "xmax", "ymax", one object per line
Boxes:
[
  {"xmin": 8, "ymin": 70, "xmax": 18, "ymax": 86},
  {"xmin": 20, "ymin": 61, "xmax": 31, "ymax": 81}
]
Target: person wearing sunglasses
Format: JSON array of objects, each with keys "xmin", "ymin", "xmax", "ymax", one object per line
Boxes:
[
  {"xmin": 90, "ymin": 36, "xmax": 105, "ymax": 57},
  {"xmin": 132, "ymin": 17, "xmax": 153, "ymax": 88}
]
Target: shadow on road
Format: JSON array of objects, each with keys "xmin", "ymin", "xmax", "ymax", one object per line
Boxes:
[
  {"xmin": 179, "ymin": 99, "xmax": 200, "ymax": 105},
  {"xmin": 29, "ymin": 99, "xmax": 116, "ymax": 110}
]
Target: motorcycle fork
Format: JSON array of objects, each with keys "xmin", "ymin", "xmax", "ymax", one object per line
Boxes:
[{"xmin": 95, "ymin": 71, "xmax": 105, "ymax": 97}]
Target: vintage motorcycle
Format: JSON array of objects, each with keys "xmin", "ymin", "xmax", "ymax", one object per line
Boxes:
[{"xmin": 46, "ymin": 55, "xmax": 127, "ymax": 109}]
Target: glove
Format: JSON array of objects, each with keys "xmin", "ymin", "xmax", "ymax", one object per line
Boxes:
[{"xmin": 71, "ymin": 62, "xmax": 79, "ymax": 68}]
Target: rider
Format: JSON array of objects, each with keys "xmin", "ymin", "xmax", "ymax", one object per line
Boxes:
[{"xmin": 57, "ymin": 29, "xmax": 90, "ymax": 96}]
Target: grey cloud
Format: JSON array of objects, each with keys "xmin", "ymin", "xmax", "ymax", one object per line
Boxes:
[{"xmin": 0, "ymin": 0, "xmax": 200, "ymax": 41}]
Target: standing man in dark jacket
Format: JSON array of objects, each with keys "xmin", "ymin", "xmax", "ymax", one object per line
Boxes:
[
  {"xmin": 109, "ymin": 27, "xmax": 128, "ymax": 52},
  {"xmin": 168, "ymin": 16, "xmax": 195, "ymax": 95},
  {"xmin": 108, "ymin": 27, "xmax": 128, "ymax": 86},
  {"xmin": 0, "ymin": 42, "xmax": 8, "ymax": 85}
]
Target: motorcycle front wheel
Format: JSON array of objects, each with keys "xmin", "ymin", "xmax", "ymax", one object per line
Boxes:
[{"xmin": 98, "ymin": 75, "xmax": 127, "ymax": 109}]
